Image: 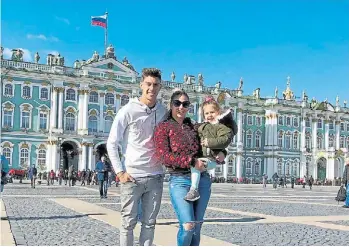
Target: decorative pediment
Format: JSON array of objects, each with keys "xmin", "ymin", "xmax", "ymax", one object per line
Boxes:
[
  {"xmin": 2, "ymin": 101, "xmax": 15, "ymax": 110},
  {"xmin": 83, "ymin": 58, "xmax": 138, "ymax": 76}
]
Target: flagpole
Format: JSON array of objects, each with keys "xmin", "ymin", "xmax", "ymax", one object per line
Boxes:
[{"xmin": 105, "ymin": 11, "xmax": 108, "ymax": 57}]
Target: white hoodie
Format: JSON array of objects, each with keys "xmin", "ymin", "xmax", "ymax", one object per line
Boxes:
[{"xmin": 107, "ymin": 98, "xmax": 167, "ymax": 178}]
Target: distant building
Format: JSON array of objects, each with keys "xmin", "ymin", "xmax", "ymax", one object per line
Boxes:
[{"xmin": 1, "ymin": 46, "xmax": 348, "ymax": 181}]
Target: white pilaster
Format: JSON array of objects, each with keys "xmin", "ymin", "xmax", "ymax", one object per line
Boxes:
[
  {"xmin": 223, "ymin": 155, "xmax": 228, "ymax": 181},
  {"xmin": 301, "ymin": 117, "xmax": 306, "ymax": 150},
  {"xmin": 46, "ymin": 144, "xmax": 52, "ymax": 171},
  {"xmin": 57, "ymin": 88, "xmax": 64, "ymax": 131},
  {"xmin": 78, "ymin": 90, "xmax": 84, "ymax": 133},
  {"xmin": 82, "ymin": 91, "xmax": 89, "ymax": 133},
  {"xmin": 236, "ymin": 107, "xmax": 243, "ymax": 179},
  {"xmin": 99, "ymin": 93, "xmax": 105, "ymax": 132},
  {"xmin": 265, "ymin": 116, "xmax": 270, "ymax": 146},
  {"xmin": 50, "ymin": 88, "xmax": 58, "ymax": 128},
  {"xmin": 325, "ymin": 120, "xmax": 329, "ymax": 151},
  {"xmin": 88, "ymin": 144, "xmax": 93, "ymax": 170},
  {"xmin": 327, "ymin": 158, "xmax": 335, "ymax": 179},
  {"xmin": 51, "ymin": 143, "xmax": 57, "ymax": 171},
  {"xmin": 81, "ymin": 144, "xmax": 87, "ymax": 170},
  {"xmin": 335, "ymin": 120, "xmax": 340, "ymax": 150},
  {"xmin": 78, "ymin": 148, "xmax": 83, "ymax": 171},
  {"xmin": 312, "ymin": 119, "xmax": 318, "ymax": 151}
]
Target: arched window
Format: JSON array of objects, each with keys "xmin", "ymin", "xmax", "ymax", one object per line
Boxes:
[
  {"xmin": 293, "ymin": 132, "xmax": 298, "ymax": 149},
  {"xmin": 65, "ymin": 112, "xmax": 76, "ymax": 131},
  {"xmin": 293, "ymin": 117, "xmax": 298, "ymax": 127},
  {"xmin": 88, "ymin": 116, "xmax": 98, "ymax": 132},
  {"xmin": 121, "ymin": 95, "xmax": 129, "ymax": 106},
  {"xmin": 346, "ymin": 137, "xmax": 349, "ymax": 148},
  {"xmin": 254, "ymin": 162, "xmax": 260, "ymax": 176},
  {"xmin": 285, "ymin": 131, "xmax": 291, "ymax": 149},
  {"xmin": 21, "ymin": 111, "xmax": 30, "ymax": 129},
  {"xmin": 317, "ymin": 134, "xmax": 323, "ymax": 149},
  {"xmin": 22, "ymin": 86, "xmax": 31, "ymax": 98},
  {"xmin": 104, "ymin": 116, "xmax": 113, "ymax": 133},
  {"xmin": 4, "ymin": 84, "xmax": 13, "ymax": 96},
  {"xmin": 306, "ymin": 133, "xmax": 311, "ymax": 149},
  {"xmin": 246, "ymin": 130, "xmax": 252, "ymax": 148},
  {"xmin": 285, "ymin": 162, "xmax": 290, "ymax": 176},
  {"xmin": 317, "ymin": 119, "xmax": 322, "ymax": 129},
  {"xmin": 246, "ymin": 160, "xmax": 252, "ymax": 175},
  {"xmin": 37, "ymin": 150, "xmax": 46, "ymax": 169},
  {"xmin": 228, "ymin": 157, "xmax": 235, "ymax": 175},
  {"xmin": 329, "ymin": 135, "xmax": 334, "ymax": 148},
  {"xmin": 340, "ymin": 136, "xmax": 345, "ymax": 148},
  {"xmin": 40, "ymin": 88, "xmax": 49, "ymax": 100},
  {"xmin": 20, "ymin": 148, "xmax": 29, "ymax": 168},
  {"xmin": 3, "ymin": 110, "xmax": 13, "ymax": 127},
  {"xmin": 66, "ymin": 89, "xmax": 76, "ymax": 101},
  {"xmin": 255, "ymin": 131, "xmax": 261, "ymax": 148},
  {"xmin": 89, "ymin": 91, "xmax": 98, "ymax": 103},
  {"xmin": 277, "ymin": 159, "xmax": 282, "ymax": 175},
  {"xmin": 3, "ymin": 147, "xmax": 12, "ymax": 165},
  {"xmin": 188, "ymin": 104, "xmax": 194, "ymax": 115},
  {"xmin": 293, "ymin": 161, "xmax": 299, "ymax": 176},
  {"xmin": 105, "ymin": 93, "xmax": 114, "ymax": 105},
  {"xmin": 278, "ymin": 116, "xmax": 284, "ymax": 125},
  {"xmin": 278, "ymin": 131, "xmax": 284, "ymax": 147}
]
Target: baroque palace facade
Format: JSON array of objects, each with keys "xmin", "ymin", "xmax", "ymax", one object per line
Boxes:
[{"xmin": 1, "ymin": 45, "xmax": 349, "ymax": 181}]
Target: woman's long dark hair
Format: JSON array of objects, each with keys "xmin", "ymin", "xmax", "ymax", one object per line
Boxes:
[{"xmin": 167, "ymin": 89, "xmax": 190, "ymax": 120}]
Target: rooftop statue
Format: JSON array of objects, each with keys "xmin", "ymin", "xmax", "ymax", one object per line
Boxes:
[
  {"xmin": 34, "ymin": 52, "xmax": 40, "ymax": 64},
  {"xmin": 238, "ymin": 77, "xmax": 243, "ymax": 90},
  {"xmin": 198, "ymin": 73, "xmax": 204, "ymax": 86},
  {"xmin": 171, "ymin": 71, "xmax": 176, "ymax": 82},
  {"xmin": 11, "ymin": 48, "xmax": 24, "ymax": 62}
]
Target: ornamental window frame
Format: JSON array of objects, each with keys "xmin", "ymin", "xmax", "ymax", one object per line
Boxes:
[
  {"xmin": 285, "ymin": 131, "xmax": 292, "ymax": 149},
  {"xmin": 246, "ymin": 130, "xmax": 252, "ymax": 148},
  {"xmin": 88, "ymin": 115, "xmax": 98, "ymax": 133},
  {"xmin": 247, "ymin": 115, "xmax": 253, "ymax": 125},
  {"xmin": 38, "ymin": 109, "xmax": 49, "ymax": 131},
  {"xmin": 89, "ymin": 91, "xmax": 99, "ymax": 103},
  {"xmin": 65, "ymin": 88, "xmax": 77, "ymax": 102},
  {"xmin": 293, "ymin": 131, "xmax": 299, "ymax": 149},
  {"xmin": 286, "ymin": 116, "xmax": 291, "ymax": 126},
  {"xmin": 293, "ymin": 117, "xmax": 299, "ymax": 127},
  {"xmin": 21, "ymin": 84, "xmax": 32, "ymax": 99},
  {"xmin": 305, "ymin": 132, "xmax": 311, "ymax": 149},
  {"xmin": 278, "ymin": 116, "xmax": 284, "ymax": 125},
  {"xmin": 36, "ymin": 147, "xmax": 47, "ymax": 170},
  {"xmin": 317, "ymin": 133, "xmax": 323, "ymax": 149},
  {"xmin": 3, "ymin": 83, "xmax": 14, "ymax": 97},
  {"xmin": 64, "ymin": 107, "xmax": 77, "ymax": 131},
  {"xmin": 121, "ymin": 95, "xmax": 130, "ymax": 106},
  {"xmin": 19, "ymin": 103, "xmax": 33, "ymax": 130},
  {"xmin": 340, "ymin": 135, "xmax": 345, "ymax": 148},
  {"xmin": 1, "ymin": 141, "xmax": 14, "ymax": 166},
  {"xmin": 105, "ymin": 93, "xmax": 115, "ymax": 105},
  {"xmin": 2, "ymin": 101, "xmax": 15, "ymax": 128},
  {"xmin": 278, "ymin": 130, "xmax": 284, "ymax": 148},
  {"xmin": 305, "ymin": 118, "xmax": 310, "ymax": 128},
  {"xmin": 255, "ymin": 130, "xmax": 262, "ymax": 148},
  {"xmin": 18, "ymin": 142, "xmax": 32, "ymax": 170},
  {"xmin": 329, "ymin": 134, "xmax": 335, "ymax": 148},
  {"xmin": 255, "ymin": 116, "xmax": 262, "ymax": 126},
  {"xmin": 40, "ymin": 87, "xmax": 50, "ymax": 101}
]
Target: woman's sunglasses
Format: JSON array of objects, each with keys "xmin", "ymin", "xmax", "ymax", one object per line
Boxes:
[{"xmin": 172, "ymin": 100, "xmax": 191, "ymax": 108}]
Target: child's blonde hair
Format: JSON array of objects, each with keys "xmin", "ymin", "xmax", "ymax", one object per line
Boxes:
[{"xmin": 201, "ymin": 96, "xmax": 221, "ymax": 120}]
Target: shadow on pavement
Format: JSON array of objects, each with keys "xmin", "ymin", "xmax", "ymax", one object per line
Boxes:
[
  {"xmin": 7, "ymin": 213, "xmax": 106, "ymax": 221},
  {"xmin": 157, "ymin": 217, "xmax": 265, "ymax": 225}
]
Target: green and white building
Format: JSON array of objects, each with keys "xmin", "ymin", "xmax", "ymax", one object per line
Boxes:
[{"xmin": 1, "ymin": 45, "xmax": 348, "ymax": 181}]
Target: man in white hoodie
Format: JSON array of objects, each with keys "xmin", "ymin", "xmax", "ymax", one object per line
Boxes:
[{"xmin": 107, "ymin": 68, "xmax": 167, "ymax": 246}]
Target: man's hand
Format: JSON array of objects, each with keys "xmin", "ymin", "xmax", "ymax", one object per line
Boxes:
[
  {"xmin": 117, "ymin": 172, "xmax": 135, "ymax": 184},
  {"xmin": 215, "ymin": 151, "xmax": 225, "ymax": 163},
  {"xmin": 194, "ymin": 159, "xmax": 206, "ymax": 172}
]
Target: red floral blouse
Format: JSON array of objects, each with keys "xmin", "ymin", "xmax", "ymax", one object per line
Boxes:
[{"xmin": 154, "ymin": 118, "xmax": 200, "ymax": 172}]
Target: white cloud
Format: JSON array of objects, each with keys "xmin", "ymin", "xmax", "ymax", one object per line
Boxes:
[
  {"xmin": 47, "ymin": 50, "xmax": 60, "ymax": 56},
  {"xmin": 27, "ymin": 34, "xmax": 59, "ymax": 42},
  {"xmin": 55, "ymin": 16, "xmax": 70, "ymax": 25},
  {"xmin": 3, "ymin": 47, "xmax": 32, "ymax": 61}
]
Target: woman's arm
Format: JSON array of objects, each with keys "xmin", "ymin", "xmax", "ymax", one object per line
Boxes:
[{"xmin": 154, "ymin": 122, "xmax": 196, "ymax": 169}]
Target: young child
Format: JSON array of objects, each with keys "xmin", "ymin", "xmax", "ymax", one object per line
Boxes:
[{"xmin": 184, "ymin": 96, "xmax": 237, "ymax": 201}]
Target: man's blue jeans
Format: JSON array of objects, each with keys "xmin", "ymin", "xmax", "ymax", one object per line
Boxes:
[
  {"xmin": 169, "ymin": 172, "xmax": 211, "ymax": 246},
  {"xmin": 345, "ymin": 183, "xmax": 349, "ymax": 207}
]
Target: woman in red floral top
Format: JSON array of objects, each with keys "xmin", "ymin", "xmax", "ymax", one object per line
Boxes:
[{"xmin": 154, "ymin": 90, "xmax": 215, "ymax": 246}]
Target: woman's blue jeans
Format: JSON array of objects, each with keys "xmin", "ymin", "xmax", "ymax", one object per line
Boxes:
[{"xmin": 169, "ymin": 172, "xmax": 211, "ymax": 246}]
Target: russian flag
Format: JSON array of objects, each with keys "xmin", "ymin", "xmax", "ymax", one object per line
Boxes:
[{"xmin": 91, "ymin": 14, "xmax": 107, "ymax": 28}]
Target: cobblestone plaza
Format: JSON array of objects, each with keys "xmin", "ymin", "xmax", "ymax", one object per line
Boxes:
[{"xmin": 1, "ymin": 182, "xmax": 349, "ymax": 246}]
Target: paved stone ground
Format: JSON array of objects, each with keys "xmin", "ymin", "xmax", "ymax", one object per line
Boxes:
[{"xmin": 1, "ymin": 180, "xmax": 349, "ymax": 246}]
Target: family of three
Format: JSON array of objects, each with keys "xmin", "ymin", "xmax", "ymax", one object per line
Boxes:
[{"xmin": 107, "ymin": 68, "xmax": 237, "ymax": 246}]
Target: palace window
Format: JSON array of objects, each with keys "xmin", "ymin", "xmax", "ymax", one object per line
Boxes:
[
  {"xmin": 246, "ymin": 130, "xmax": 252, "ymax": 148},
  {"xmin": 347, "ymin": 123, "xmax": 349, "ymax": 132},
  {"xmin": 286, "ymin": 117, "xmax": 291, "ymax": 126},
  {"xmin": 255, "ymin": 116, "xmax": 261, "ymax": 126},
  {"xmin": 21, "ymin": 111, "xmax": 30, "ymax": 129},
  {"xmin": 88, "ymin": 116, "xmax": 98, "ymax": 132},
  {"xmin": 340, "ymin": 123, "xmax": 345, "ymax": 131},
  {"xmin": 20, "ymin": 148, "xmax": 29, "ymax": 168},
  {"xmin": 340, "ymin": 136, "xmax": 345, "ymax": 148},
  {"xmin": 278, "ymin": 116, "xmax": 284, "ymax": 125},
  {"xmin": 105, "ymin": 93, "xmax": 114, "ymax": 105},
  {"xmin": 40, "ymin": 88, "xmax": 49, "ymax": 100},
  {"xmin": 329, "ymin": 121, "xmax": 334, "ymax": 130},
  {"xmin": 3, "ymin": 110, "xmax": 13, "ymax": 128},
  {"xmin": 121, "ymin": 95, "xmax": 129, "ymax": 106},
  {"xmin": 254, "ymin": 162, "xmax": 260, "ymax": 176},
  {"xmin": 39, "ymin": 112, "xmax": 48, "ymax": 130},
  {"xmin": 188, "ymin": 104, "xmax": 195, "ymax": 115},
  {"xmin": 285, "ymin": 131, "xmax": 291, "ymax": 149},
  {"xmin": 317, "ymin": 119, "xmax": 322, "ymax": 129},
  {"xmin": 317, "ymin": 134, "xmax": 323, "ymax": 149},
  {"xmin": 306, "ymin": 134, "xmax": 311, "ymax": 149},
  {"xmin": 228, "ymin": 157, "xmax": 235, "ymax": 175},
  {"xmin": 293, "ymin": 117, "xmax": 299, "ymax": 127},
  {"xmin": 2, "ymin": 147, "xmax": 12, "ymax": 166},
  {"xmin": 305, "ymin": 118, "xmax": 310, "ymax": 128},
  {"xmin": 65, "ymin": 112, "xmax": 76, "ymax": 131},
  {"xmin": 329, "ymin": 135, "xmax": 334, "ymax": 148},
  {"xmin": 37, "ymin": 150, "xmax": 46, "ymax": 169},
  {"xmin": 104, "ymin": 116, "xmax": 113, "ymax": 133},
  {"xmin": 66, "ymin": 89, "xmax": 76, "ymax": 101},
  {"xmin": 278, "ymin": 131, "xmax": 284, "ymax": 147},
  {"xmin": 246, "ymin": 160, "xmax": 252, "ymax": 175},
  {"xmin": 255, "ymin": 131, "xmax": 261, "ymax": 148},
  {"xmin": 346, "ymin": 137, "xmax": 349, "ymax": 148},
  {"xmin": 292, "ymin": 161, "xmax": 299, "ymax": 176},
  {"xmin": 293, "ymin": 132, "xmax": 298, "ymax": 149},
  {"xmin": 22, "ymin": 86, "xmax": 31, "ymax": 98},
  {"xmin": 4, "ymin": 84, "xmax": 13, "ymax": 96},
  {"xmin": 285, "ymin": 162, "xmax": 290, "ymax": 176},
  {"xmin": 89, "ymin": 91, "xmax": 99, "ymax": 103},
  {"xmin": 277, "ymin": 159, "xmax": 282, "ymax": 175},
  {"xmin": 247, "ymin": 115, "xmax": 253, "ymax": 125}
]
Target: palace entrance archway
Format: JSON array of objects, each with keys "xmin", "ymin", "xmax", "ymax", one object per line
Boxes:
[
  {"xmin": 317, "ymin": 157, "xmax": 327, "ymax": 180},
  {"xmin": 60, "ymin": 141, "xmax": 79, "ymax": 171}
]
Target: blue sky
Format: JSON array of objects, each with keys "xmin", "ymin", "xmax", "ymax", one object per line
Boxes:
[{"xmin": 2, "ymin": 0, "xmax": 349, "ymax": 104}]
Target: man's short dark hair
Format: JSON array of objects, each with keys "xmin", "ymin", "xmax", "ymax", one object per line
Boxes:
[{"xmin": 141, "ymin": 68, "xmax": 162, "ymax": 81}]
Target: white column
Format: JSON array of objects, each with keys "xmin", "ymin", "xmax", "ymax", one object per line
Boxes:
[
  {"xmin": 78, "ymin": 148, "xmax": 83, "ymax": 171},
  {"xmin": 51, "ymin": 143, "xmax": 57, "ymax": 171},
  {"xmin": 236, "ymin": 108, "xmax": 243, "ymax": 179},
  {"xmin": 301, "ymin": 117, "xmax": 306, "ymax": 150},
  {"xmin": 335, "ymin": 120, "xmax": 340, "ymax": 150},
  {"xmin": 78, "ymin": 90, "xmax": 84, "ymax": 132},
  {"xmin": 81, "ymin": 144, "xmax": 87, "ymax": 170},
  {"xmin": 88, "ymin": 144, "xmax": 93, "ymax": 170},
  {"xmin": 57, "ymin": 88, "xmax": 64, "ymax": 130},
  {"xmin": 327, "ymin": 158, "xmax": 334, "ymax": 179},
  {"xmin": 265, "ymin": 115, "xmax": 270, "ymax": 146},
  {"xmin": 325, "ymin": 120, "xmax": 329, "ymax": 151},
  {"xmin": 99, "ymin": 93, "xmax": 105, "ymax": 132},
  {"xmin": 82, "ymin": 91, "xmax": 89, "ymax": 132},
  {"xmin": 50, "ymin": 88, "xmax": 58, "ymax": 128},
  {"xmin": 223, "ymin": 154, "xmax": 228, "ymax": 181},
  {"xmin": 312, "ymin": 119, "xmax": 318, "ymax": 151},
  {"xmin": 46, "ymin": 144, "xmax": 52, "ymax": 172},
  {"xmin": 237, "ymin": 110, "xmax": 243, "ymax": 144}
]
